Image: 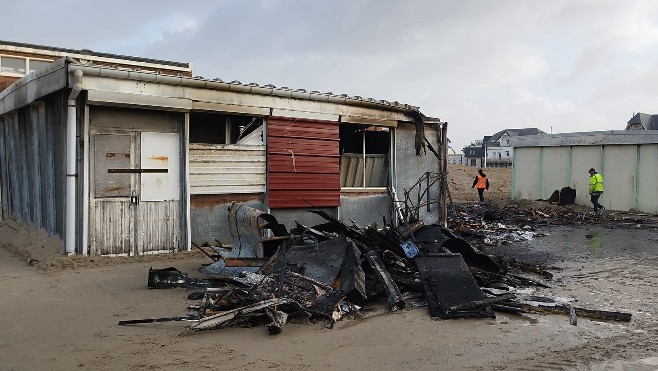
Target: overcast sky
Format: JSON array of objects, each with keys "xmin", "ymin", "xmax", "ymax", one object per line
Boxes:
[{"xmin": 2, "ymin": 0, "xmax": 657, "ymax": 150}]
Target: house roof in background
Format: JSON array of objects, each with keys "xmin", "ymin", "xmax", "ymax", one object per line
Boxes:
[
  {"xmin": 0, "ymin": 39, "xmax": 191, "ymax": 69},
  {"xmin": 626, "ymin": 112, "xmax": 658, "ymax": 130},
  {"xmin": 488, "ymin": 128, "xmax": 545, "ymax": 142},
  {"xmin": 463, "ymin": 146, "xmax": 484, "ymax": 157}
]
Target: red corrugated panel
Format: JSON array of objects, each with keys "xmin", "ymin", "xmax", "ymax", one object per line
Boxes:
[
  {"xmin": 268, "ymin": 154, "xmax": 340, "ymax": 173},
  {"xmin": 268, "ymin": 118, "xmax": 339, "ymax": 141},
  {"xmin": 267, "ymin": 191, "xmax": 340, "ymax": 208},
  {"xmin": 267, "ymin": 137, "xmax": 339, "ymax": 157},
  {"xmin": 268, "ymin": 173, "xmax": 340, "ymax": 190},
  {"xmin": 267, "ymin": 117, "xmax": 340, "ymax": 208}
]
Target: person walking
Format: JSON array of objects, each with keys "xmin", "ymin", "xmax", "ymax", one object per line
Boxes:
[
  {"xmin": 472, "ymin": 169, "xmax": 489, "ymax": 203},
  {"xmin": 588, "ymin": 168, "xmax": 605, "ymax": 214}
]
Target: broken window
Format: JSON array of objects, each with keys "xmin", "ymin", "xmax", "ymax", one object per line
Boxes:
[
  {"xmin": 189, "ymin": 113, "xmax": 264, "ymax": 145},
  {"xmin": 339, "ymin": 124, "xmax": 390, "ymax": 188}
]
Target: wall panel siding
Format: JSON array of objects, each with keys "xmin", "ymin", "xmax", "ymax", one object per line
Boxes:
[
  {"xmin": 514, "ymin": 143, "xmax": 658, "ymax": 213},
  {"xmin": 267, "ymin": 117, "xmax": 340, "ymax": 208},
  {"xmin": 0, "ymin": 116, "xmax": 7, "ymax": 218},
  {"xmin": 512, "ymin": 147, "xmax": 541, "ymax": 200},
  {"xmin": 637, "ymin": 145, "xmax": 658, "ymax": 213},
  {"xmin": 0, "ymin": 97, "xmax": 59, "ymax": 234},
  {"xmin": 28, "ymin": 106, "xmax": 42, "ymax": 228},
  {"xmin": 89, "ymin": 200, "xmax": 132, "ymax": 255},
  {"xmin": 137, "ymin": 200, "xmax": 181, "ymax": 253},
  {"xmin": 394, "ymin": 124, "xmax": 442, "ymax": 223},
  {"xmin": 570, "ymin": 146, "xmax": 601, "ymax": 206},
  {"xmin": 601, "ymin": 145, "xmax": 636, "ymax": 212},
  {"xmin": 189, "ymin": 144, "xmax": 265, "ymax": 194},
  {"xmin": 540, "ymin": 147, "xmax": 569, "ymax": 198}
]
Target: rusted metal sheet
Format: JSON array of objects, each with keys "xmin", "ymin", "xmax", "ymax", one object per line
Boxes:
[
  {"xmin": 226, "ymin": 202, "xmax": 287, "ymax": 258},
  {"xmin": 189, "ymin": 144, "xmax": 265, "ymax": 195},
  {"xmin": 267, "ymin": 117, "xmax": 340, "ymax": 208}
]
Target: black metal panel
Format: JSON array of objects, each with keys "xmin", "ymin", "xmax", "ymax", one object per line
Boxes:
[{"xmin": 415, "ymin": 253, "xmax": 495, "ymax": 318}]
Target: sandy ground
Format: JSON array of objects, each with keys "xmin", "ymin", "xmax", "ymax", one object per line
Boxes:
[
  {"xmin": 2, "ymin": 166, "xmax": 658, "ymax": 370},
  {"xmin": 447, "ymin": 165, "xmax": 512, "ymax": 204}
]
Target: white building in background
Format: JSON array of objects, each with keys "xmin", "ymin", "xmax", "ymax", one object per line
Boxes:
[
  {"xmin": 484, "ymin": 128, "xmax": 545, "ymax": 168},
  {"xmin": 447, "ymin": 147, "xmax": 464, "ymax": 165},
  {"xmin": 509, "ymin": 130, "xmax": 658, "ymax": 213}
]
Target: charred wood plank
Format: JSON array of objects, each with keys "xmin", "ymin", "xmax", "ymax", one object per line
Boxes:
[
  {"xmin": 190, "ymin": 298, "xmax": 296, "ymax": 331},
  {"xmin": 191, "ymin": 241, "xmax": 220, "ymax": 262},
  {"xmin": 118, "ymin": 316, "xmax": 200, "ymax": 325},
  {"xmin": 502, "ymin": 302, "xmax": 632, "ymax": 322},
  {"xmin": 447, "ymin": 293, "xmax": 516, "ymax": 312},
  {"xmin": 364, "ymin": 250, "xmax": 405, "ymax": 311}
]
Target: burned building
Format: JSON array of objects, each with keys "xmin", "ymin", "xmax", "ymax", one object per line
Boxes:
[{"xmin": 0, "ymin": 55, "xmax": 447, "ymax": 256}]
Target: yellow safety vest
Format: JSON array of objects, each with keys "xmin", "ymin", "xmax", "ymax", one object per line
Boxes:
[{"xmin": 589, "ymin": 173, "xmax": 603, "ymax": 193}]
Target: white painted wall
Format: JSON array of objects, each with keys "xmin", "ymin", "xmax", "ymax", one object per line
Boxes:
[{"xmin": 513, "ymin": 143, "xmax": 658, "ymax": 213}]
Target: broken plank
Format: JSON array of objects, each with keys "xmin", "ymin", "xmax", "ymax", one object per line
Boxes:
[
  {"xmin": 503, "ymin": 302, "xmax": 632, "ymax": 322},
  {"xmin": 190, "ymin": 298, "xmax": 296, "ymax": 331},
  {"xmin": 447, "ymin": 293, "xmax": 516, "ymax": 312},
  {"xmin": 119, "ymin": 316, "xmax": 200, "ymax": 325}
]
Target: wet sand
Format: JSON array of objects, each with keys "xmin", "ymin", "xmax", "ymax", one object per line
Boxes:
[{"xmin": 1, "ymin": 224, "xmax": 658, "ymax": 370}]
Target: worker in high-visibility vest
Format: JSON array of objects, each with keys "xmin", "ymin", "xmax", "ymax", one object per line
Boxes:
[
  {"xmin": 588, "ymin": 168, "xmax": 605, "ymax": 215},
  {"xmin": 472, "ymin": 169, "xmax": 490, "ymax": 203}
]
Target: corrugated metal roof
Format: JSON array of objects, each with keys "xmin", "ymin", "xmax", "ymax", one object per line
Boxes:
[
  {"xmin": 508, "ymin": 130, "xmax": 658, "ymax": 147},
  {"xmin": 68, "ymin": 61, "xmax": 423, "ymax": 114},
  {"xmin": 1, "ymin": 57, "xmax": 441, "ymax": 122}
]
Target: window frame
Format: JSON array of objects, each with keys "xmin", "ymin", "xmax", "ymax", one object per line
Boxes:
[
  {"xmin": 27, "ymin": 58, "xmax": 53, "ymax": 73},
  {"xmin": 0, "ymin": 55, "xmax": 27, "ymax": 77},
  {"xmin": 340, "ymin": 123, "xmax": 393, "ymax": 193},
  {"xmin": 0, "ymin": 55, "xmax": 55, "ymax": 77}
]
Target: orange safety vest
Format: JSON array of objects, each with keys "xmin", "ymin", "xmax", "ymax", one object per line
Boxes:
[{"xmin": 476, "ymin": 175, "xmax": 487, "ymax": 189}]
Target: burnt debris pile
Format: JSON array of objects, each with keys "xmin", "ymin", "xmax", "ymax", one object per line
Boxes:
[
  {"xmin": 119, "ymin": 202, "xmax": 632, "ymax": 335},
  {"xmin": 449, "ymin": 201, "xmax": 658, "ymax": 250}
]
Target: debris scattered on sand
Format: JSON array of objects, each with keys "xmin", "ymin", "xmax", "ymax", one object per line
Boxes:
[{"xmin": 119, "ymin": 202, "xmax": 632, "ymax": 335}]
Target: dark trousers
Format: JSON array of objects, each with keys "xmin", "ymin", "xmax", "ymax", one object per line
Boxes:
[
  {"xmin": 590, "ymin": 192, "xmax": 603, "ymax": 211},
  {"xmin": 477, "ymin": 188, "xmax": 485, "ymax": 202}
]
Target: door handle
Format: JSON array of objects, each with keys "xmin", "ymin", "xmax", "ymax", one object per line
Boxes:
[{"xmin": 130, "ymin": 191, "xmax": 139, "ymax": 205}]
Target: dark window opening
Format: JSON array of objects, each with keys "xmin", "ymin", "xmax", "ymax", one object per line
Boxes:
[
  {"xmin": 189, "ymin": 112, "xmax": 263, "ymax": 144},
  {"xmin": 339, "ymin": 124, "xmax": 390, "ymax": 188}
]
